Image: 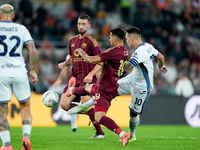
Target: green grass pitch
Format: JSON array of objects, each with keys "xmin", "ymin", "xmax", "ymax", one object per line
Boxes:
[{"xmin": 2, "ymin": 125, "xmax": 200, "ymax": 150}]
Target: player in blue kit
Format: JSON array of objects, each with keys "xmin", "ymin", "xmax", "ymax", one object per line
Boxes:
[
  {"xmin": 68, "ymin": 27, "xmax": 168, "ymax": 143},
  {"xmin": 0, "ymin": 4, "xmax": 38, "ymax": 150}
]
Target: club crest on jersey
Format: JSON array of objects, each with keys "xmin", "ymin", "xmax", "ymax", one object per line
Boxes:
[
  {"xmin": 82, "ymin": 43, "xmax": 87, "ymax": 49},
  {"xmin": 71, "ymin": 43, "xmax": 75, "ymax": 47},
  {"xmin": 124, "ymin": 51, "xmax": 128, "ymax": 56}
]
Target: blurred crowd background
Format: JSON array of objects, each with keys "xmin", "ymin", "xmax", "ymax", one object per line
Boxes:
[{"xmin": 1, "ymin": 0, "xmax": 200, "ymax": 96}]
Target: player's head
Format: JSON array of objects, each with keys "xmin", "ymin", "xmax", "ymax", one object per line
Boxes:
[
  {"xmin": 126, "ymin": 27, "xmax": 142, "ymax": 49},
  {"xmin": 109, "ymin": 28, "xmax": 125, "ymax": 47},
  {"xmin": 77, "ymin": 14, "xmax": 91, "ymax": 35},
  {"xmin": 0, "ymin": 4, "xmax": 15, "ymax": 21}
]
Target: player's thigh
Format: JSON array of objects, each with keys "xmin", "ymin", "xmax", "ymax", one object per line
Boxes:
[
  {"xmin": 85, "ymin": 84, "xmax": 93, "ymax": 93},
  {"xmin": 60, "ymin": 94, "xmax": 76, "ymax": 106},
  {"xmin": 0, "ymin": 76, "xmax": 13, "ymax": 103},
  {"xmin": 117, "ymin": 77, "xmax": 132, "ymax": 95},
  {"xmin": 81, "ymin": 95, "xmax": 92, "ymax": 104},
  {"xmin": 129, "ymin": 90, "xmax": 151, "ymax": 114},
  {"xmin": 12, "ymin": 76, "xmax": 31, "ymax": 103}
]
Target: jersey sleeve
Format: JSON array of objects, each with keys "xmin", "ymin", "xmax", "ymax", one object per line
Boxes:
[
  {"xmin": 99, "ymin": 48, "xmax": 115, "ymax": 62},
  {"xmin": 128, "ymin": 50, "xmax": 141, "ymax": 67},
  {"xmin": 23, "ymin": 26, "xmax": 33, "ymax": 45},
  {"xmin": 153, "ymin": 48, "xmax": 160, "ymax": 58}
]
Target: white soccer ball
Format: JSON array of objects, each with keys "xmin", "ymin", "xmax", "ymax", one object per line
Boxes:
[{"xmin": 42, "ymin": 91, "xmax": 59, "ymax": 107}]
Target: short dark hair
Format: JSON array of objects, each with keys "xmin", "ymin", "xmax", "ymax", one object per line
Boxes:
[
  {"xmin": 111, "ymin": 28, "xmax": 125, "ymax": 40},
  {"xmin": 126, "ymin": 27, "xmax": 141, "ymax": 35},
  {"xmin": 78, "ymin": 14, "xmax": 91, "ymax": 24}
]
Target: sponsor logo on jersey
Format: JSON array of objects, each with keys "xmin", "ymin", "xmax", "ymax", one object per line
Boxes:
[
  {"xmin": 74, "ymin": 49, "xmax": 80, "ymax": 57},
  {"xmin": 74, "ymin": 58, "xmax": 83, "ymax": 62},
  {"xmin": 82, "ymin": 43, "xmax": 87, "ymax": 49},
  {"xmin": 1, "ymin": 64, "xmax": 21, "ymax": 68}
]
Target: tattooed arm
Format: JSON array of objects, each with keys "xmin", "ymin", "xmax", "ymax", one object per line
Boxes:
[
  {"xmin": 26, "ymin": 42, "xmax": 38, "ymax": 84},
  {"xmin": 124, "ymin": 62, "xmax": 134, "ymax": 73}
]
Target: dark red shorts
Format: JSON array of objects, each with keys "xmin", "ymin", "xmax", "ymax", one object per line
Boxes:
[{"xmin": 94, "ymin": 88, "xmax": 118, "ymax": 113}]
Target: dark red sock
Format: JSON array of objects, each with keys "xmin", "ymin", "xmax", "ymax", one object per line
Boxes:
[
  {"xmin": 73, "ymin": 86, "xmax": 89, "ymax": 96},
  {"xmin": 91, "ymin": 84, "xmax": 98, "ymax": 96},
  {"xmin": 99, "ymin": 116, "xmax": 122, "ymax": 135},
  {"xmin": 86, "ymin": 108, "xmax": 103, "ymax": 134}
]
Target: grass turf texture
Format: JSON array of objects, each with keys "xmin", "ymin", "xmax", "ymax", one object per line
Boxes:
[{"xmin": 2, "ymin": 125, "xmax": 200, "ymax": 150}]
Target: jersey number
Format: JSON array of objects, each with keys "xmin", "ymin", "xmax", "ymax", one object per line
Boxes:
[
  {"xmin": 118, "ymin": 60, "xmax": 127, "ymax": 76},
  {"xmin": 135, "ymin": 98, "xmax": 142, "ymax": 106},
  {"xmin": 0, "ymin": 35, "xmax": 21, "ymax": 57}
]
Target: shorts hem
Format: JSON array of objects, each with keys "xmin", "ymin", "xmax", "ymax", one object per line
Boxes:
[
  {"xmin": 19, "ymin": 96, "xmax": 31, "ymax": 103},
  {"xmin": 0, "ymin": 100, "xmax": 11, "ymax": 103},
  {"xmin": 129, "ymin": 107, "xmax": 141, "ymax": 115}
]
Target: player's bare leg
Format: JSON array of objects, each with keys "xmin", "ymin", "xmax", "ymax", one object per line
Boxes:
[
  {"xmin": 0, "ymin": 103, "xmax": 12, "ymax": 149},
  {"xmin": 19, "ymin": 100, "xmax": 32, "ymax": 150},
  {"xmin": 60, "ymin": 94, "xmax": 77, "ymax": 111},
  {"xmin": 68, "ymin": 84, "xmax": 97, "ymax": 115},
  {"xmin": 85, "ymin": 84, "xmax": 93, "ymax": 93}
]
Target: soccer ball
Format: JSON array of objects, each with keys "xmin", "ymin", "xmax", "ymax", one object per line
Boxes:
[{"xmin": 42, "ymin": 91, "xmax": 59, "ymax": 107}]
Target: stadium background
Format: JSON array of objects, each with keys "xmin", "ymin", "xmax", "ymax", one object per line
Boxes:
[{"xmin": 1, "ymin": 0, "xmax": 200, "ymax": 127}]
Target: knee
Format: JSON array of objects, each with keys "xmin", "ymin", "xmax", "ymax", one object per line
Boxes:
[
  {"xmin": 85, "ymin": 84, "xmax": 92, "ymax": 93},
  {"xmin": 59, "ymin": 99, "xmax": 69, "ymax": 111},
  {"xmin": 94, "ymin": 114, "xmax": 103, "ymax": 123},
  {"xmin": 95, "ymin": 116, "xmax": 101, "ymax": 123}
]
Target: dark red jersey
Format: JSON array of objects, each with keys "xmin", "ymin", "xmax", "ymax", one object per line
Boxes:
[
  {"xmin": 97, "ymin": 45, "xmax": 129, "ymax": 93},
  {"xmin": 69, "ymin": 34, "xmax": 101, "ymax": 84}
]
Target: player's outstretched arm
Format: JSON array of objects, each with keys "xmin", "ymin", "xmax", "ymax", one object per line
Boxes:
[
  {"xmin": 58, "ymin": 56, "xmax": 72, "ymax": 69},
  {"xmin": 156, "ymin": 53, "xmax": 168, "ymax": 74},
  {"xmin": 124, "ymin": 61, "xmax": 134, "ymax": 73},
  {"xmin": 84, "ymin": 64, "xmax": 102, "ymax": 83},
  {"xmin": 53, "ymin": 67, "xmax": 68, "ymax": 87},
  {"xmin": 26, "ymin": 42, "xmax": 38, "ymax": 84},
  {"xmin": 78, "ymin": 48, "xmax": 101, "ymax": 64}
]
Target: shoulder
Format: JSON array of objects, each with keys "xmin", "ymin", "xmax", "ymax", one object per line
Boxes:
[
  {"xmin": 85, "ymin": 34, "xmax": 99, "ymax": 47},
  {"xmin": 69, "ymin": 34, "xmax": 79, "ymax": 42},
  {"xmin": 70, "ymin": 34, "xmax": 79, "ymax": 39},
  {"xmin": 13, "ymin": 22, "xmax": 27, "ymax": 29},
  {"xmin": 104, "ymin": 47, "xmax": 116, "ymax": 53}
]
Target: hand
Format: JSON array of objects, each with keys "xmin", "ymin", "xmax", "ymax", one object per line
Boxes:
[
  {"xmin": 159, "ymin": 65, "xmax": 168, "ymax": 74},
  {"xmin": 53, "ymin": 79, "xmax": 62, "ymax": 87},
  {"xmin": 77, "ymin": 48, "xmax": 85, "ymax": 56},
  {"xmin": 83, "ymin": 74, "xmax": 93, "ymax": 83},
  {"xmin": 77, "ymin": 48, "xmax": 90, "ymax": 63},
  {"xmin": 58, "ymin": 62, "xmax": 66, "ymax": 70},
  {"xmin": 30, "ymin": 70, "xmax": 38, "ymax": 84}
]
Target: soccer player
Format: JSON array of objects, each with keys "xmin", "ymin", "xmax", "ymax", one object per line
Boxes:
[
  {"xmin": 68, "ymin": 28, "xmax": 132, "ymax": 146},
  {"xmin": 57, "ymin": 14, "xmax": 104, "ymax": 138},
  {"xmin": 53, "ymin": 54, "xmax": 78, "ymax": 132},
  {"xmin": 0, "ymin": 4, "xmax": 38, "ymax": 150},
  {"xmin": 68, "ymin": 27, "xmax": 168, "ymax": 143}
]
